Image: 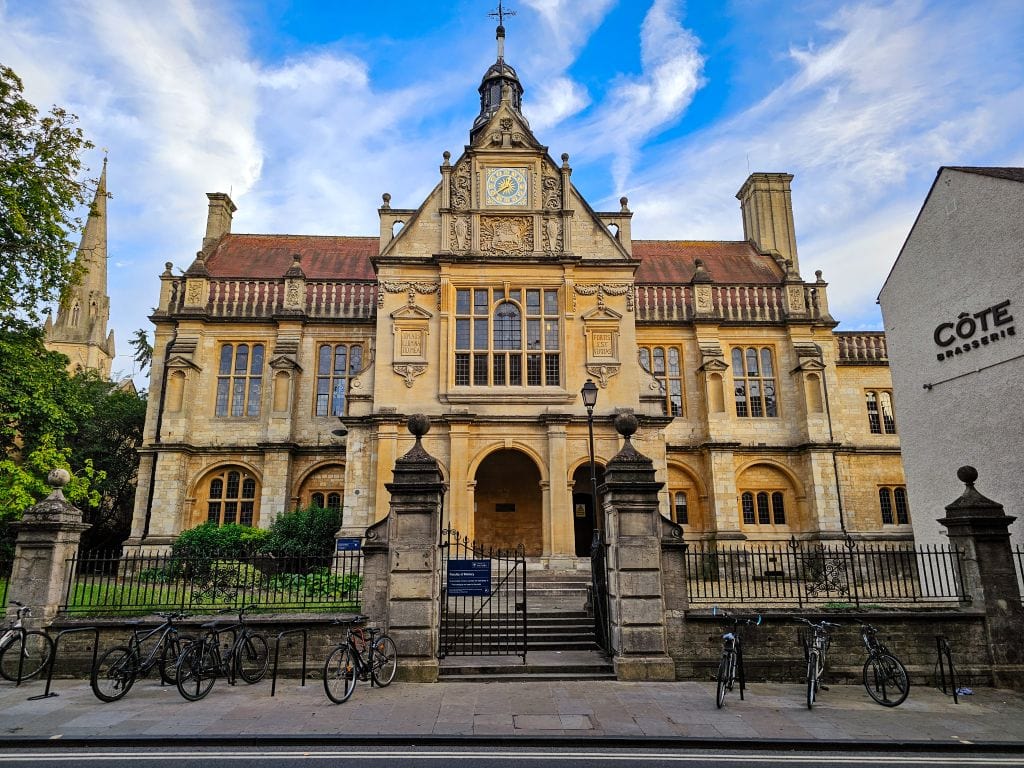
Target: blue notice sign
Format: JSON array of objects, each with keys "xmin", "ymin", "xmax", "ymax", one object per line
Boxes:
[
  {"xmin": 336, "ymin": 538, "xmax": 361, "ymax": 552},
  {"xmin": 447, "ymin": 559, "xmax": 492, "ymax": 597}
]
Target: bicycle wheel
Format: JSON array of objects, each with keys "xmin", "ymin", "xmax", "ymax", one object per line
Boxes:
[
  {"xmin": 90, "ymin": 646, "xmax": 137, "ymax": 702},
  {"xmin": 323, "ymin": 645, "xmax": 357, "ymax": 704},
  {"xmin": 158, "ymin": 633, "xmax": 194, "ymax": 685},
  {"xmin": 176, "ymin": 641, "xmax": 218, "ymax": 701},
  {"xmin": 235, "ymin": 632, "xmax": 269, "ymax": 684},
  {"xmin": 715, "ymin": 652, "xmax": 732, "ymax": 709},
  {"xmin": 806, "ymin": 649, "xmax": 819, "ymax": 709},
  {"xmin": 863, "ymin": 653, "xmax": 910, "ymax": 707},
  {"xmin": 371, "ymin": 635, "xmax": 397, "ymax": 687},
  {"xmin": 0, "ymin": 631, "xmax": 52, "ymax": 681}
]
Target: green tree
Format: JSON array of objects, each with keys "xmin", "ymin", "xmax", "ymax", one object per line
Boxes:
[
  {"xmin": 129, "ymin": 328, "xmax": 153, "ymax": 373},
  {"xmin": 0, "ymin": 64, "xmax": 95, "ymax": 330}
]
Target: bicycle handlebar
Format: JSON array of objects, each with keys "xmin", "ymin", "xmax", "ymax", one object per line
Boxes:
[
  {"xmin": 712, "ymin": 607, "xmax": 762, "ymax": 626},
  {"xmin": 794, "ymin": 617, "xmax": 841, "ymax": 629},
  {"xmin": 8, "ymin": 601, "xmax": 30, "ymax": 619}
]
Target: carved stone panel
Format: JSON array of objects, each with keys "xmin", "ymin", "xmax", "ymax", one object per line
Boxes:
[
  {"xmin": 480, "ymin": 216, "xmax": 533, "ymax": 256},
  {"xmin": 542, "ymin": 216, "xmax": 562, "ymax": 254},
  {"xmin": 542, "ymin": 167, "xmax": 561, "ymax": 210},
  {"xmin": 451, "ymin": 157, "xmax": 471, "ymax": 212}
]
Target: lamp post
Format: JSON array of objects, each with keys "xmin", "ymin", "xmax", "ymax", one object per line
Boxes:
[{"xmin": 581, "ymin": 379, "xmax": 600, "ymax": 529}]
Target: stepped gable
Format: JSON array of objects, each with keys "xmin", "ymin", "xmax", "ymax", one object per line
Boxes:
[
  {"xmin": 205, "ymin": 233, "xmax": 378, "ymax": 280},
  {"xmin": 633, "ymin": 240, "xmax": 783, "ymax": 284}
]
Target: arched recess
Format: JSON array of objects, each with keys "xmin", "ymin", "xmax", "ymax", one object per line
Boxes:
[
  {"xmin": 168, "ymin": 370, "xmax": 186, "ymax": 412},
  {"xmin": 189, "ymin": 463, "xmax": 263, "ymax": 529},
  {"xmin": 667, "ymin": 463, "xmax": 707, "ymax": 534},
  {"xmin": 295, "ymin": 462, "xmax": 346, "ymax": 514},
  {"xmin": 473, "ymin": 448, "xmax": 543, "ymax": 556},
  {"xmin": 734, "ymin": 461, "xmax": 803, "ymax": 537},
  {"xmin": 570, "ymin": 461, "xmax": 606, "ymax": 557}
]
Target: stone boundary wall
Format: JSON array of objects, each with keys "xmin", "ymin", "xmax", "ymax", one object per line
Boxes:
[{"xmin": 673, "ymin": 610, "xmax": 994, "ymax": 687}]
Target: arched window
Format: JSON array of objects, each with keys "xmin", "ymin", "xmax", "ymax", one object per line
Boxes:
[
  {"xmin": 732, "ymin": 347, "xmax": 777, "ymax": 418},
  {"xmin": 204, "ymin": 467, "xmax": 259, "ymax": 526},
  {"xmin": 673, "ymin": 491, "xmax": 688, "ymax": 525},
  {"xmin": 880, "ymin": 486, "xmax": 910, "ymax": 525},
  {"xmin": 771, "ymin": 492, "xmax": 786, "ymax": 524},
  {"xmin": 866, "ymin": 390, "xmax": 897, "ymax": 434},
  {"xmin": 741, "ymin": 492, "xmax": 755, "ymax": 524},
  {"xmin": 326, "ymin": 492, "xmax": 342, "ymax": 510},
  {"xmin": 639, "ymin": 345, "xmax": 684, "ymax": 417},
  {"xmin": 756, "ymin": 492, "xmax": 770, "ymax": 524},
  {"xmin": 311, "ymin": 492, "xmax": 325, "ymax": 509}
]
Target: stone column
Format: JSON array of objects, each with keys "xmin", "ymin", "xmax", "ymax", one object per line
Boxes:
[
  {"xmin": 938, "ymin": 466, "xmax": 1024, "ymax": 681},
  {"xmin": 600, "ymin": 413, "xmax": 676, "ymax": 681},
  {"xmin": 8, "ymin": 470, "xmax": 90, "ymax": 624},
  {"xmin": 381, "ymin": 414, "xmax": 446, "ymax": 682}
]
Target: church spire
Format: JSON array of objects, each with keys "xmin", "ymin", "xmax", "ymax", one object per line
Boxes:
[
  {"xmin": 473, "ymin": 3, "xmax": 525, "ymax": 136},
  {"xmin": 45, "ymin": 155, "xmax": 115, "ymax": 378}
]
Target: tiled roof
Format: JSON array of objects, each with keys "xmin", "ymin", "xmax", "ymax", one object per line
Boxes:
[
  {"xmin": 633, "ymin": 240, "xmax": 783, "ymax": 284},
  {"xmin": 203, "ymin": 234, "xmax": 784, "ymax": 285},
  {"xmin": 205, "ymin": 234, "xmax": 377, "ymax": 280},
  {"xmin": 944, "ymin": 166, "xmax": 1024, "ymax": 184}
]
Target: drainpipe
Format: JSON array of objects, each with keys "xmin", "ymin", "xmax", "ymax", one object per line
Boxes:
[
  {"xmin": 818, "ymin": 367, "xmax": 848, "ymax": 537},
  {"xmin": 141, "ymin": 324, "xmax": 177, "ymax": 541}
]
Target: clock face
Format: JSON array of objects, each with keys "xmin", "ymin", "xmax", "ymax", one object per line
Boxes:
[{"xmin": 485, "ymin": 167, "xmax": 529, "ymax": 206}]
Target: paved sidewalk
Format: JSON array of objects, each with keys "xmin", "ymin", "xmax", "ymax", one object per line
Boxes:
[{"xmin": 1, "ymin": 674, "xmax": 1023, "ymax": 749}]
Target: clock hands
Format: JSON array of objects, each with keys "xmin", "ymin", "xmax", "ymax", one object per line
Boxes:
[{"xmin": 497, "ymin": 177, "xmax": 514, "ymax": 194}]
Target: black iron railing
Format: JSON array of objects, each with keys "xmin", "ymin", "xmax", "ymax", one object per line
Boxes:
[
  {"xmin": 684, "ymin": 540, "xmax": 966, "ymax": 607},
  {"xmin": 60, "ymin": 549, "xmax": 363, "ymax": 615}
]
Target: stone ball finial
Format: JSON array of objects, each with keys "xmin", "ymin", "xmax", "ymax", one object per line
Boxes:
[
  {"xmin": 164, "ymin": 261, "xmax": 173, "ymax": 272},
  {"xmin": 815, "ymin": 269, "xmax": 824, "ymax": 281},
  {"xmin": 957, "ymin": 465, "xmax": 978, "ymax": 487},
  {"xmin": 561, "ymin": 152, "xmax": 570, "ymax": 166},
  {"xmin": 614, "ymin": 412, "xmax": 639, "ymax": 439},
  {"xmin": 442, "ymin": 150, "xmax": 451, "ymax": 164},
  {"xmin": 381, "ymin": 192, "xmax": 391, "ymax": 209},
  {"xmin": 408, "ymin": 413, "xmax": 431, "ymax": 438},
  {"xmin": 47, "ymin": 468, "xmax": 71, "ymax": 489}
]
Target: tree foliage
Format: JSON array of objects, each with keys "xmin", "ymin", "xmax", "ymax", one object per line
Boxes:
[
  {"xmin": 0, "ymin": 64, "xmax": 95, "ymax": 330},
  {"xmin": 129, "ymin": 329, "xmax": 153, "ymax": 373}
]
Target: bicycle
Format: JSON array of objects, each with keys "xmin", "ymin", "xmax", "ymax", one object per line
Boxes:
[
  {"xmin": 90, "ymin": 611, "xmax": 194, "ymax": 702},
  {"xmin": 796, "ymin": 617, "xmax": 840, "ymax": 709},
  {"xmin": 322, "ymin": 614, "xmax": 398, "ymax": 704},
  {"xmin": 0, "ymin": 602, "xmax": 52, "ymax": 683},
  {"xmin": 174, "ymin": 605, "xmax": 270, "ymax": 701},
  {"xmin": 859, "ymin": 622, "xmax": 909, "ymax": 707},
  {"xmin": 712, "ymin": 608, "xmax": 761, "ymax": 708}
]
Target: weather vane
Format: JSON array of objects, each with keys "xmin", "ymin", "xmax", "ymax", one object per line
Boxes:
[{"xmin": 488, "ymin": 1, "xmax": 515, "ymax": 27}]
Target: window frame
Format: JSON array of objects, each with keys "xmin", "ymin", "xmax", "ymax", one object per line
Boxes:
[
  {"xmin": 739, "ymin": 489, "xmax": 788, "ymax": 528},
  {"xmin": 214, "ymin": 343, "xmax": 265, "ymax": 418},
  {"xmin": 204, "ymin": 467, "xmax": 260, "ymax": 527},
  {"xmin": 878, "ymin": 485, "xmax": 910, "ymax": 525},
  {"xmin": 453, "ymin": 286, "xmax": 562, "ymax": 388},
  {"xmin": 732, "ymin": 346, "xmax": 778, "ymax": 418},
  {"xmin": 638, "ymin": 344, "xmax": 685, "ymax": 417},
  {"xmin": 314, "ymin": 343, "xmax": 364, "ymax": 417},
  {"xmin": 865, "ymin": 389, "xmax": 897, "ymax": 434}
]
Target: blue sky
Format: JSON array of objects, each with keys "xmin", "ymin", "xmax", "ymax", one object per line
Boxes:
[{"xmin": 2, "ymin": 0, "xmax": 1022, "ymax": 385}]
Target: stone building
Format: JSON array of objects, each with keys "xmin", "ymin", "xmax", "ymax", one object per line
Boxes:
[
  {"xmin": 126, "ymin": 25, "xmax": 906, "ymax": 560},
  {"xmin": 880, "ymin": 166, "xmax": 1024, "ymax": 547},
  {"xmin": 45, "ymin": 158, "xmax": 116, "ymax": 378}
]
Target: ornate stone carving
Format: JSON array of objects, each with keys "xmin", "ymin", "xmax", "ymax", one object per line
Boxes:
[
  {"xmin": 480, "ymin": 216, "xmax": 533, "ymax": 256},
  {"xmin": 186, "ymin": 281, "xmax": 202, "ymax": 305},
  {"xmin": 573, "ymin": 283, "xmax": 633, "ymax": 312},
  {"xmin": 542, "ymin": 167, "xmax": 561, "ymax": 210},
  {"xmin": 451, "ymin": 157, "xmax": 471, "ymax": 211},
  {"xmin": 284, "ymin": 280, "xmax": 303, "ymax": 309},
  {"xmin": 451, "ymin": 215, "xmax": 470, "ymax": 253},
  {"xmin": 586, "ymin": 363, "xmax": 620, "ymax": 388},
  {"xmin": 787, "ymin": 284, "xmax": 806, "ymax": 313},
  {"xmin": 542, "ymin": 216, "xmax": 562, "ymax": 254},
  {"xmin": 500, "ymin": 118, "xmax": 513, "ymax": 131},
  {"xmin": 695, "ymin": 284, "xmax": 714, "ymax": 313},
  {"xmin": 393, "ymin": 363, "xmax": 427, "ymax": 388},
  {"xmin": 378, "ymin": 281, "xmax": 440, "ymax": 308}
]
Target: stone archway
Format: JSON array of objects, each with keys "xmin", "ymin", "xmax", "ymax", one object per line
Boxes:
[
  {"xmin": 473, "ymin": 449, "xmax": 542, "ymax": 556},
  {"xmin": 571, "ymin": 462, "xmax": 606, "ymax": 557}
]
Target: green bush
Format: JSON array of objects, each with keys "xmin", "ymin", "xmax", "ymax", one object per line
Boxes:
[
  {"xmin": 262, "ymin": 505, "xmax": 341, "ymax": 561},
  {"xmin": 170, "ymin": 522, "xmax": 269, "ymax": 560},
  {"xmin": 267, "ymin": 568, "xmax": 362, "ymax": 598}
]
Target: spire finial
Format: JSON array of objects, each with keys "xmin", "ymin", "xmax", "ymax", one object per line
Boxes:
[{"xmin": 488, "ymin": 2, "xmax": 515, "ymax": 59}]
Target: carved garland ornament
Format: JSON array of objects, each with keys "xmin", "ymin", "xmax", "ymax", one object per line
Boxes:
[
  {"xmin": 542, "ymin": 167, "xmax": 561, "ymax": 210},
  {"xmin": 378, "ymin": 281, "xmax": 440, "ymax": 309},
  {"xmin": 480, "ymin": 216, "xmax": 533, "ymax": 256},
  {"xmin": 573, "ymin": 283, "xmax": 634, "ymax": 312},
  {"xmin": 451, "ymin": 158, "xmax": 471, "ymax": 211}
]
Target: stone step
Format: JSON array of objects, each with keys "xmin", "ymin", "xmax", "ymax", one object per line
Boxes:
[{"xmin": 438, "ymin": 650, "xmax": 614, "ymax": 681}]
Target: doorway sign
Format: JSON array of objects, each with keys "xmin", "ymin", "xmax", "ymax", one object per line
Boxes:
[{"xmin": 447, "ymin": 558, "xmax": 492, "ymax": 597}]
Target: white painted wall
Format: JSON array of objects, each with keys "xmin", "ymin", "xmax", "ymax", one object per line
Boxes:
[{"xmin": 879, "ymin": 168, "xmax": 1024, "ymax": 547}]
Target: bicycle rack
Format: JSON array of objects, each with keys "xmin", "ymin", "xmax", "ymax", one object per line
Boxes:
[
  {"xmin": 270, "ymin": 627, "xmax": 308, "ymax": 697},
  {"xmin": 935, "ymin": 635, "xmax": 959, "ymax": 704},
  {"xmin": 27, "ymin": 626, "xmax": 100, "ymax": 700}
]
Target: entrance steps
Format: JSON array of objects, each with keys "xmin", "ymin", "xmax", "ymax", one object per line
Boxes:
[{"xmin": 439, "ymin": 561, "xmax": 613, "ymax": 681}]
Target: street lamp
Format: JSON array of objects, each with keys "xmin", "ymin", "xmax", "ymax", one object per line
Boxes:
[{"xmin": 581, "ymin": 379, "xmax": 600, "ymax": 531}]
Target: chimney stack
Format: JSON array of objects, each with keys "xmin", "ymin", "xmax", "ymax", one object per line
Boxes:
[
  {"xmin": 736, "ymin": 173, "xmax": 799, "ymax": 276},
  {"xmin": 203, "ymin": 192, "xmax": 237, "ymax": 252}
]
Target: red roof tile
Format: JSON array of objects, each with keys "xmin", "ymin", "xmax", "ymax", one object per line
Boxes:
[
  {"xmin": 633, "ymin": 240, "xmax": 783, "ymax": 284},
  {"xmin": 206, "ymin": 234, "xmax": 378, "ymax": 280}
]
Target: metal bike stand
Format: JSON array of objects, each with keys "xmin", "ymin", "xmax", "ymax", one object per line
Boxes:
[
  {"xmin": 27, "ymin": 626, "xmax": 100, "ymax": 700},
  {"xmin": 270, "ymin": 627, "xmax": 308, "ymax": 697},
  {"xmin": 935, "ymin": 635, "xmax": 959, "ymax": 704}
]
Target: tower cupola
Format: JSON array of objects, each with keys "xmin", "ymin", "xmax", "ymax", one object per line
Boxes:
[{"xmin": 472, "ymin": 22, "xmax": 526, "ymax": 135}]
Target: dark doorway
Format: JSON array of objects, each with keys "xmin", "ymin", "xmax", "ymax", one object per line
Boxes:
[{"xmin": 571, "ymin": 463, "xmax": 605, "ymax": 557}]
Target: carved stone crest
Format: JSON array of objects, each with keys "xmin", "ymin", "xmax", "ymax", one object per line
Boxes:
[
  {"xmin": 695, "ymin": 284, "xmax": 714, "ymax": 313},
  {"xmin": 393, "ymin": 363, "xmax": 427, "ymax": 388},
  {"xmin": 480, "ymin": 216, "xmax": 533, "ymax": 256}
]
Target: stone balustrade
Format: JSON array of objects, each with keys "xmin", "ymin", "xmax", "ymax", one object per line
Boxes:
[
  {"xmin": 635, "ymin": 283, "xmax": 827, "ymax": 323},
  {"xmin": 836, "ymin": 331, "xmax": 889, "ymax": 363},
  {"xmin": 162, "ymin": 279, "xmax": 377, "ymax": 319}
]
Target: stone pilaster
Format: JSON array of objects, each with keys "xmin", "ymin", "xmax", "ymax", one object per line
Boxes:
[
  {"xmin": 9, "ymin": 470, "xmax": 90, "ymax": 624},
  {"xmin": 600, "ymin": 413, "xmax": 676, "ymax": 681},
  {"xmin": 381, "ymin": 414, "xmax": 446, "ymax": 682},
  {"xmin": 938, "ymin": 466, "xmax": 1024, "ymax": 683}
]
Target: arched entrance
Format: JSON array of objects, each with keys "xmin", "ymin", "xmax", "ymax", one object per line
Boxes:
[
  {"xmin": 473, "ymin": 449, "xmax": 543, "ymax": 556},
  {"xmin": 571, "ymin": 462, "xmax": 606, "ymax": 557}
]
